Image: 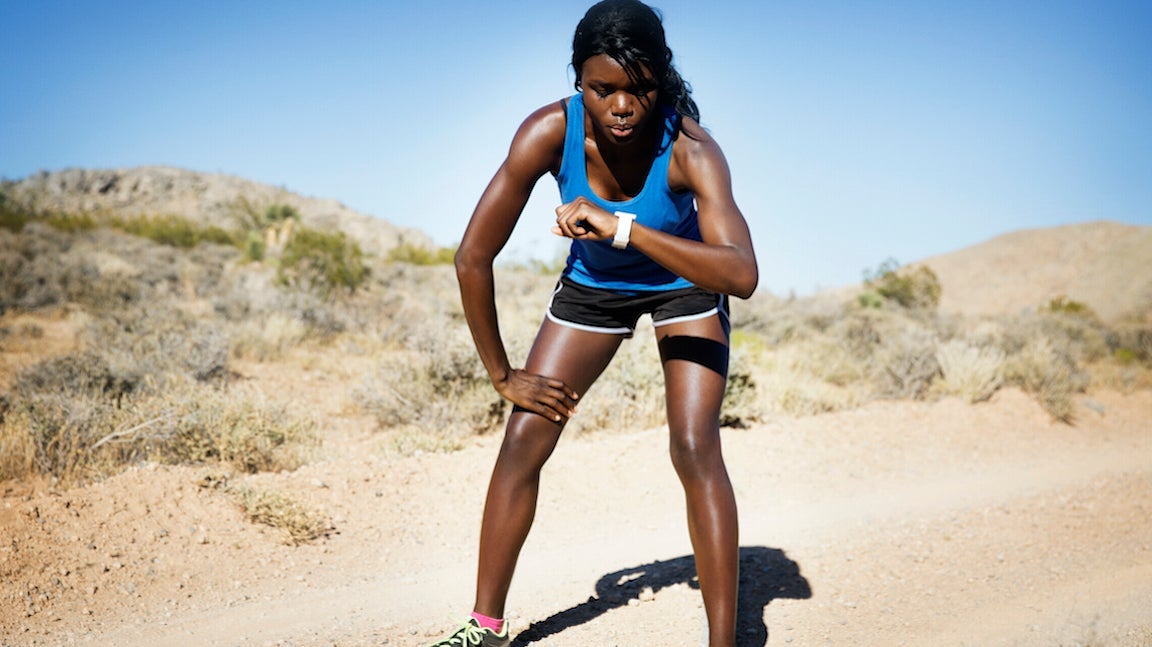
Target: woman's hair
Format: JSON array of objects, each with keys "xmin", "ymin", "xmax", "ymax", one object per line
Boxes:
[{"xmin": 571, "ymin": 0, "xmax": 700, "ymax": 125}]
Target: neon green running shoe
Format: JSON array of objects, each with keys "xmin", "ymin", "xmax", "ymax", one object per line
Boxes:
[{"xmin": 427, "ymin": 618, "xmax": 510, "ymax": 647}]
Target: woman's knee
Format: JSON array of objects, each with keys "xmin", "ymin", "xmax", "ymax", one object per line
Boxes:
[
  {"xmin": 497, "ymin": 412, "xmax": 563, "ymax": 471},
  {"xmin": 668, "ymin": 426, "xmax": 723, "ymax": 480}
]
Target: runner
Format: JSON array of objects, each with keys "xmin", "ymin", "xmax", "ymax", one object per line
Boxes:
[{"xmin": 433, "ymin": 1, "xmax": 757, "ymax": 644}]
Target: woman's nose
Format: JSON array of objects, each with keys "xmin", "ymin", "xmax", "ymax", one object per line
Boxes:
[{"xmin": 611, "ymin": 94, "xmax": 633, "ymax": 117}]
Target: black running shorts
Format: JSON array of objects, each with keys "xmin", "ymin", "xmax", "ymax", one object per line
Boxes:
[{"xmin": 546, "ymin": 276, "xmax": 729, "ymax": 336}]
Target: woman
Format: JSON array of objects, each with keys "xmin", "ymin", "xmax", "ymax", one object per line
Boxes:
[{"xmin": 434, "ymin": 1, "xmax": 757, "ymax": 645}]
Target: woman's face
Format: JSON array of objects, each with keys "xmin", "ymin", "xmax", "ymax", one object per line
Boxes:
[{"xmin": 579, "ymin": 53, "xmax": 658, "ymax": 147}]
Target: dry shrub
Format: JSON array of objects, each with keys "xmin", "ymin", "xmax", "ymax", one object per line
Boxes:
[
  {"xmin": 1109, "ymin": 321, "xmax": 1152, "ymax": 364},
  {"xmin": 1, "ymin": 366, "xmax": 317, "ymax": 483},
  {"xmin": 862, "ymin": 259, "xmax": 942, "ymax": 309},
  {"xmin": 1003, "ymin": 338, "xmax": 1082, "ymax": 423},
  {"xmin": 353, "ymin": 326, "xmax": 507, "ymax": 447},
  {"xmin": 135, "ymin": 381, "xmax": 317, "ymax": 473},
  {"xmin": 869, "ymin": 324, "xmax": 940, "ymax": 400},
  {"xmin": 230, "ymin": 485, "xmax": 330, "ymax": 545},
  {"xmin": 230, "ymin": 313, "xmax": 309, "ymax": 361},
  {"xmin": 737, "ymin": 292, "xmax": 843, "ymax": 346},
  {"xmin": 1, "ymin": 300, "xmax": 316, "ymax": 482},
  {"xmin": 932, "ymin": 339, "xmax": 1004, "ymax": 403},
  {"xmin": 1088, "ymin": 360, "xmax": 1152, "ymax": 394},
  {"xmin": 276, "ymin": 226, "xmax": 369, "ymax": 298},
  {"xmin": 87, "ymin": 305, "xmax": 231, "ymax": 385},
  {"xmin": 756, "ymin": 346, "xmax": 863, "ymax": 416},
  {"xmin": 0, "ymin": 223, "xmax": 75, "ymax": 310},
  {"xmin": 724, "ymin": 329, "xmax": 862, "ymax": 418}
]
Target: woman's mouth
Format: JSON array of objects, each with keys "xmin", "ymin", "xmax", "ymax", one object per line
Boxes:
[{"xmin": 610, "ymin": 123, "xmax": 632, "ymax": 137}]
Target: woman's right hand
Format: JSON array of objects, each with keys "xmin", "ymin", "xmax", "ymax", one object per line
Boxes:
[{"xmin": 495, "ymin": 368, "xmax": 580, "ymax": 423}]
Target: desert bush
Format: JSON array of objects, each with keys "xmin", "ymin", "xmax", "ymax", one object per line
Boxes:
[
  {"xmin": 862, "ymin": 258, "xmax": 942, "ymax": 310},
  {"xmin": 803, "ymin": 306, "xmax": 945, "ymax": 401},
  {"xmin": 1002, "ymin": 337, "xmax": 1083, "ymax": 423},
  {"xmin": 230, "ymin": 313, "xmax": 310, "ymax": 361},
  {"xmin": 386, "ymin": 241, "xmax": 457, "ymax": 265},
  {"xmin": 354, "ymin": 325, "xmax": 506, "ymax": 444},
  {"xmin": 870, "ymin": 325, "xmax": 940, "ymax": 399},
  {"xmin": 45, "ymin": 211, "xmax": 100, "ymax": 233},
  {"xmin": 0, "ymin": 352, "xmax": 125, "ymax": 480},
  {"xmin": 238, "ymin": 203, "xmax": 300, "ymax": 262},
  {"xmin": 752, "ymin": 347, "xmax": 863, "ymax": 416},
  {"xmin": 0, "ymin": 223, "xmax": 73, "ymax": 310},
  {"xmin": 0, "ymin": 295, "xmax": 319, "ymax": 482},
  {"xmin": 108, "ymin": 213, "xmax": 236, "ymax": 249},
  {"xmin": 712, "ymin": 327, "xmax": 864, "ymax": 418},
  {"xmin": 211, "ymin": 257, "xmax": 358, "ymax": 347},
  {"xmin": 262, "ymin": 203, "xmax": 300, "ymax": 225},
  {"xmin": 1042, "ymin": 313, "xmax": 1110, "ymax": 363},
  {"xmin": 818, "ymin": 309, "xmax": 890, "ymax": 384},
  {"xmin": 86, "ymin": 305, "xmax": 231, "ymax": 385},
  {"xmin": 0, "ymin": 187, "xmax": 27, "ymax": 232},
  {"xmin": 135, "ymin": 381, "xmax": 317, "ymax": 473},
  {"xmin": 277, "ymin": 226, "xmax": 369, "ymax": 298},
  {"xmin": 1044, "ymin": 296, "xmax": 1095, "ymax": 317},
  {"xmin": 1, "ymin": 367, "xmax": 317, "ymax": 483},
  {"xmin": 230, "ymin": 485, "xmax": 329, "ymax": 545},
  {"xmin": 933, "ymin": 339, "xmax": 1004, "ymax": 403},
  {"xmin": 1088, "ymin": 360, "xmax": 1152, "ymax": 394},
  {"xmin": 1108, "ymin": 321, "xmax": 1152, "ymax": 364},
  {"xmin": 736, "ymin": 293, "xmax": 844, "ymax": 346},
  {"xmin": 0, "ymin": 224, "xmax": 242, "ymax": 314}
]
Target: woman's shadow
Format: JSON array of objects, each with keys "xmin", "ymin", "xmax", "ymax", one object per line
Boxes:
[{"xmin": 511, "ymin": 546, "xmax": 810, "ymax": 646}]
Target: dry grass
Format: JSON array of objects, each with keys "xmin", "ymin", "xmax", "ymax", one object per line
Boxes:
[
  {"xmin": 230, "ymin": 484, "xmax": 331, "ymax": 545},
  {"xmin": 933, "ymin": 339, "xmax": 1004, "ymax": 403}
]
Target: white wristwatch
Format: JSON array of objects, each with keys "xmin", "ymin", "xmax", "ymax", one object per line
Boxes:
[{"xmin": 612, "ymin": 211, "xmax": 636, "ymax": 249}]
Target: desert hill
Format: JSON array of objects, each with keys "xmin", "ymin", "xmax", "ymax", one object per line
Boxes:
[
  {"xmin": 915, "ymin": 220, "xmax": 1152, "ymax": 322},
  {"xmin": 8, "ymin": 168, "xmax": 1150, "ymax": 323},
  {"xmin": 6, "ymin": 166, "xmax": 433, "ymax": 256}
]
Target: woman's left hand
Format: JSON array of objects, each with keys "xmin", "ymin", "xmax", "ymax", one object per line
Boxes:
[{"xmin": 552, "ymin": 196, "xmax": 617, "ymax": 241}]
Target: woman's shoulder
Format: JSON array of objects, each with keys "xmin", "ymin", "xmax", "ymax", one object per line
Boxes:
[
  {"xmin": 673, "ymin": 116, "xmax": 719, "ymax": 155},
  {"xmin": 669, "ymin": 116, "xmax": 728, "ymax": 190},
  {"xmin": 514, "ymin": 99, "xmax": 569, "ymax": 147},
  {"xmin": 506, "ymin": 99, "xmax": 571, "ymax": 176}
]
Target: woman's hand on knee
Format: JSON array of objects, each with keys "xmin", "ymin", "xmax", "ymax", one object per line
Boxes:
[{"xmin": 496, "ymin": 369, "xmax": 579, "ymax": 422}]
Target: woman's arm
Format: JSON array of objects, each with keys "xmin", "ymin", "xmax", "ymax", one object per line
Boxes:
[
  {"xmin": 455, "ymin": 102, "xmax": 580, "ymax": 422},
  {"xmin": 552, "ymin": 120, "xmax": 759, "ymax": 298}
]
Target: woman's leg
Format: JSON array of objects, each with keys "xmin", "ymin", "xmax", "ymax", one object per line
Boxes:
[
  {"xmin": 474, "ymin": 318, "xmax": 624, "ymax": 619},
  {"xmin": 656, "ymin": 315, "xmax": 739, "ymax": 646}
]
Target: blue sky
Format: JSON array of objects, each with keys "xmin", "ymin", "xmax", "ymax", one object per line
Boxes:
[{"xmin": 3, "ymin": 1, "xmax": 1150, "ymax": 295}]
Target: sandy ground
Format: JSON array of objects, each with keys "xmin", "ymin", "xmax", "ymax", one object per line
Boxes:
[{"xmin": 2, "ymin": 378, "xmax": 1151, "ymax": 646}]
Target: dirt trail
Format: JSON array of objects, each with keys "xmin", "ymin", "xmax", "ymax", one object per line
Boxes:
[{"xmin": 3, "ymin": 388, "xmax": 1151, "ymax": 646}]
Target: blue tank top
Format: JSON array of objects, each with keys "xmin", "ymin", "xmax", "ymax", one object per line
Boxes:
[{"xmin": 557, "ymin": 93, "xmax": 700, "ymax": 293}]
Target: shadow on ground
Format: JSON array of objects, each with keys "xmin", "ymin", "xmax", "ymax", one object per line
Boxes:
[{"xmin": 511, "ymin": 546, "xmax": 811, "ymax": 646}]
